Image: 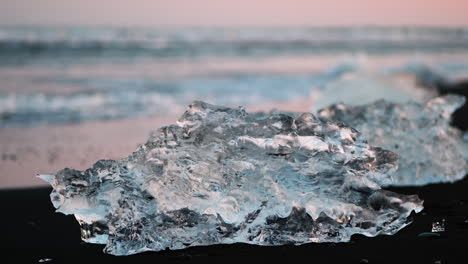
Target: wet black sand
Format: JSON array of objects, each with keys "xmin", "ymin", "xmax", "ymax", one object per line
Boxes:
[{"xmin": 1, "ymin": 174, "xmax": 467, "ymax": 264}]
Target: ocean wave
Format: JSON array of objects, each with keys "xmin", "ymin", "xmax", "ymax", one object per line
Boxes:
[
  {"xmin": 0, "ymin": 91, "xmax": 183, "ymax": 127},
  {"xmin": 1, "ymin": 27, "xmax": 468, "ymax": 60},
  {"xmin": 0, "ymin": 63, "xmax": 356, "ymax": 127},
  {"xmin": 0, "ymin": 59, "xmax": 464, "ymax": 127},
  {"xmin": 1, "ymin": 26, "xmax": 468, "ymax": 128}
]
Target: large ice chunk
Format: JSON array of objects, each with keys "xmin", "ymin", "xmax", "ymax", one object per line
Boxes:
[
  {"xmin": 39, "ymin": 101, "xmax": 422, "ymax": 255},
  {"xmin": 318, "ymin": 95, "xmax": 467, "ymax": 186}
]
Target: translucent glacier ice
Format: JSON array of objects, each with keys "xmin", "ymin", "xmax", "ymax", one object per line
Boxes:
[
  {"xmin": 39, "ymin": 101, "xmax": 423, "ymax": 255},
  {"xmin": 318, "ymin": 95, "xmax": 467, "ymax": 186}
]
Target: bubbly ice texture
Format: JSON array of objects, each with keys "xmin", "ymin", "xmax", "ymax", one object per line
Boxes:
[
  {"xmin": 318, "ymin": 95, "xmax": 467, "ymax": 186},
  {"xmin": 38, "ymin": 101, "xmax": 423, "ymax": 255}
]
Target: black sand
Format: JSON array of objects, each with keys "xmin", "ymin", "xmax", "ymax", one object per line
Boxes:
[{"xmin": 1, "ymin": 174, "xmax": 467, "ymax": 264}]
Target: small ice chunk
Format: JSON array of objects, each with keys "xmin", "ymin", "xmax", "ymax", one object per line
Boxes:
[{"xmin": 431, "ymin": 219, "xmax": 446, "ymax": 233}]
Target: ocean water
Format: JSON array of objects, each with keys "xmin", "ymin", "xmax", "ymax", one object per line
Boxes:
[{"xmin": 1, "ymin": 26, "xmax": 468, "ymax": 127}]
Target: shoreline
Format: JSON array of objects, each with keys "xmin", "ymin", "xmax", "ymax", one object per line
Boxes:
[{"xmin": 0, "ymin": 115, "xmax": 177, "ymax": 188}]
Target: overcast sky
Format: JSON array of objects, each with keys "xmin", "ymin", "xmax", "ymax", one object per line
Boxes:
[{"xmin": 1, "ymin": 0, "xmax": 468, "ymax": 27}]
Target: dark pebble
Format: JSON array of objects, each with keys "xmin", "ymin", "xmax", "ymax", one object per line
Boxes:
[{"xmin": 417, "ymin": 232, "xmax": 441, "ymax": 239}]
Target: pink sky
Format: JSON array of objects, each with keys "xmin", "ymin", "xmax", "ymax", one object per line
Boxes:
[{"xmin": 1, "ymin": 0, "xmax": 468, "ymax": 26}]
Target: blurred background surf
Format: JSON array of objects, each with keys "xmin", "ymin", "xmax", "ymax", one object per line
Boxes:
[{"xmin": 1, "ymin": 26, "xmax": 468, "ymax": 127}]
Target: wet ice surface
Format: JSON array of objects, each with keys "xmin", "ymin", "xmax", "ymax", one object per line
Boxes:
[
  {"xmin": 39, "ymin": 101, "xmax": 422, "ymax": 255},
  {"xmin": 318, "ymin": 95, "xmax": 467, "ymax": 186}
]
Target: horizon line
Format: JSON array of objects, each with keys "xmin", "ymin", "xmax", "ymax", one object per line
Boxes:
[{"xmin": 2, "ymin": 23, "xmax": 468, "ymax": 29}]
